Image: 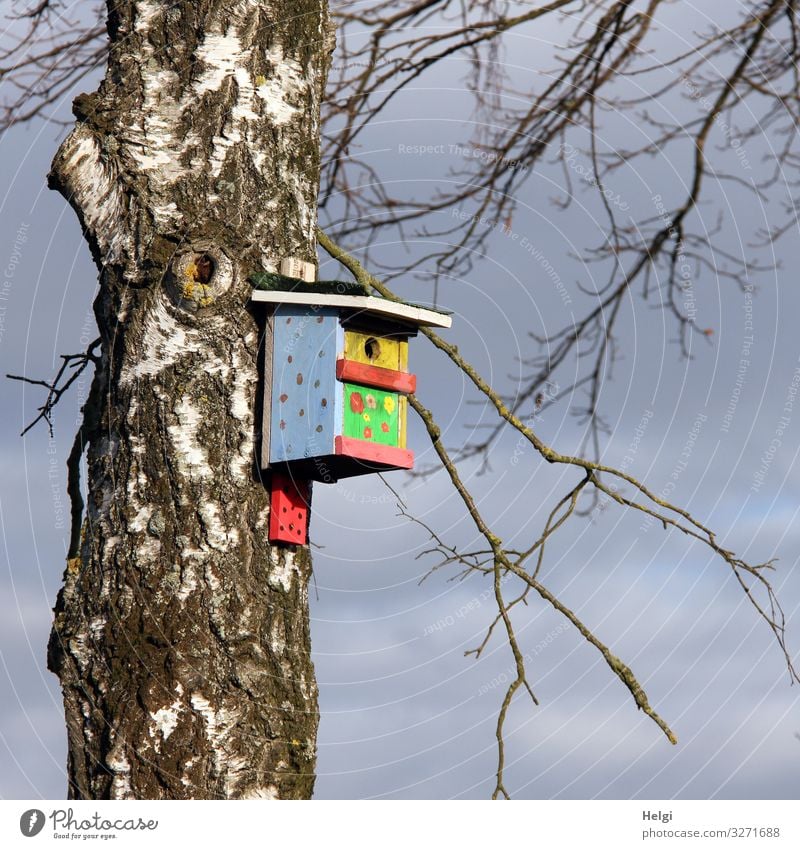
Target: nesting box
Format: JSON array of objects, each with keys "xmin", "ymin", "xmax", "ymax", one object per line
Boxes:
[{"xmin": 252, "ymin": 280, "xmax": 451, "ymax": 484}]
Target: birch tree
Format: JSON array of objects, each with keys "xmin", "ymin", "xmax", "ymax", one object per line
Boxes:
[
  {"xmin": 27, "ymin": 0, "xmax": 333, "ymax": 800},
  {"xmin": 4, "ymin": 0, "xmax": 798, "ymax": 799}
]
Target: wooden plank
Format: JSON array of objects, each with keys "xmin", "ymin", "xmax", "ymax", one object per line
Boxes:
[
  {"xmin": 270, "ymin": 306, "xmax": 339, "ymax": 464},
  {"xmin": 260, "ymin": 312, "xmax": 274, "ymax": 469},
  {"xmin": 251, "ymin": 290, "xmax": 452, "ymax": 329},
  {"xmin": 334, "ymin": 436, "xmax": 414, "ymax": 470},
  {"xmin": 336, "ymin": 358, "xmax": 416, "ymax": 394},
  {"xmin": 279, "ymin": 257, "xmax": 315, "ymax": 282}
]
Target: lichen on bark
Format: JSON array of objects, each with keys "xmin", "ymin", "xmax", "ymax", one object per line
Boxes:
[{"xmin": 47, "ymin": 0, "xmax": 333, "ymax": 799}]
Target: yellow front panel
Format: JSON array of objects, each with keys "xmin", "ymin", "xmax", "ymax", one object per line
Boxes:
[{"xmin": 344, "ymin": 329, "xmax": 407, "ymax": 371}]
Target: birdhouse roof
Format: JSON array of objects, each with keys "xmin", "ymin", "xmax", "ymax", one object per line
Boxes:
[{"xmin": 250, "ymin": 272, "xmax": 452, "ymax": 329}]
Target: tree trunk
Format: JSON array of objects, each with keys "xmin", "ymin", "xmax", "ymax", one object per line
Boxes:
[{"xmin": 46, "ymin": 0, "xmax": 333, "ymax": 800}]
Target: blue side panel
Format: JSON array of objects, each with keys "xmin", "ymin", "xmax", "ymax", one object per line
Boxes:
[
  {"xmin": 270, "ymin": 306, "xmax": 339, "ymax": 464},
  {"xmin": 334, "ymin": 320, "xmax": 344, "ymax": 441}
]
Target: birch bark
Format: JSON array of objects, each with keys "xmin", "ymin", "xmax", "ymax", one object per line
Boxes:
[{"xmin": 47, "ymin": 0, "xmax": 333, "ymax": 799}]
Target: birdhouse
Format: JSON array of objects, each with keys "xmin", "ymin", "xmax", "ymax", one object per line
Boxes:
[{"xmin": 251, "ymin": 267, "xmax": 451, "ymax": 544}]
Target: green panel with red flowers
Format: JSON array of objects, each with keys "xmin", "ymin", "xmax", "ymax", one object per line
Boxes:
[{"xmin": 342, "ymin": 383, "xmax": 401, "ymax": 447}]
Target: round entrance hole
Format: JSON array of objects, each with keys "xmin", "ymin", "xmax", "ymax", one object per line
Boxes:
[{"xmin": 364, "ymin": 337, "xmax": 381, "ymax": 361}]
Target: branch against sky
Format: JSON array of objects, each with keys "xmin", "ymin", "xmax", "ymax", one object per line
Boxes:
[
  {"xmin": 0, "ymin": 1, "xmax": 106, "ymax": 129},
  {"xmin": 318, "ymin": 228, "xmax": 798, "ymax": 798},
  {"xmin": 322, "ymin": 0, "xmax": 800, "ymax": 467}
]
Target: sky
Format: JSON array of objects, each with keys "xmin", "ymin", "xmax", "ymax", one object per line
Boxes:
[{"xmin": 1, "ymin": 1, "xmax": 799, "ymax": 800}]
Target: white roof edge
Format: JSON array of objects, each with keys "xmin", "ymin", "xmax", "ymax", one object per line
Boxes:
[{"xmin": 251, "ymin": 289, "xmax": 452, "ymax": 328}]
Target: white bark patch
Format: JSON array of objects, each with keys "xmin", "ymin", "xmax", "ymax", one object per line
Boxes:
[
  {"xmin": 99, "ymin": 434, "xmax": 121, "ymax": 458},
  {"xmin": 203, "ymin": 561, "xmax": 221, "ymax": 594},
  {"xmin": 97, "ymin": 482, "xmax": 115, "ymax": 518},
  {"xmin": 176, "ymin": 562, "xmax": 198, "ymax": 602},
  {"xmin": 181, "ymin": 757, "xmax": 196, "ymax": 788},
  {"xmin": 122, "ymin": 299, "xmax": 188, "ymax": 383},
  {"xmin": 151, "ymin": 200, "xmax": 181, "ymax": 229},
  {"xmin": 130, "ymin": 2, "xmax": 185, "ymax": 188},
  {"xmin": 80, "ymin": 700, "xmax": 94, "ymax": 741},
  {"xmin": 138, "ymin": 537, "xmax": 162, "ymax": 563},
  {"xmin": 195, "ymin": 32, "xmax": 243, "ymax": 95},
  {"xmin": 298, "ymin": 673, "xmax": 313, "ymax": 703},
  {"xmin": 278, "ymin": 161, "xmax": 315, "ymax": 243},
  {"xmin": 230, "ymin": 381, "xmax": 251, "ymax": 422},
  {"xmin": 269, "ymin": 619, "xmax": 286, "ymax": 655},
  {"xmin": 150, "ymin": 683, "xmax": 184, "ymax": 751},
  {"xmin": 190, "ymin": 693, "xmax": 247, "ymax": 797},
  {"xmin": 107, "ymin": 746, "xmax": 134, "ymax": 800},
  {"xmin": 192, "ymin": 31, "xmax": 258, "ymax": 179},
  {"xmin": 130, "ymin": 67, "xmax": 184, "ymax": 179},
  {"xmin": 243, "ymin": 786, "xmax": 279, "ymax": 800},
  {"xmin": 127, "ymin": 504, "xmax": 150, "ymax": 534},
  {"xmin": 168, "ymin": 396, "xmax": 210, "ymax": 480},
  {"xmin": 229, "ymin": 346, "xmax": 256, "ymax": 481},
  {"xmin": 88, "ymin": 617, "xmax": 106, "ymax": 637},
  {"xmin": 134, "ymin": 0, "xmax": 160, "ymax": 33},
  {"xmin": 188, "ymin": 30, "xmax": 312, "ymax": 179},
  {"xmin": 69, "ymin": 631, "xmax": 91, "ymax": 675},
  {"xmin": 101, "ymin": 537, "xmax": 120, "ymax": 562},
  {"xmin": 233, "ymin": 66, "xmax": 259, "ymax": 122},
  {"xmin": 189, "ymin": 693, "xmax": 218, "ymax": 733},
  {"xmin": 267, "ymin": 553, "xmax": 298, "ymax": 593},
  {"xmin": 256, "ymin": 44, "xmax": 306, "ymax": 126},
  {"xmin": 57, "ymin": 126, "xmax": 131, "ymax": 265},
  {"xmin": 124, "ymin": 465, "xmax": 162, "ymax": 560},
  {"xmin": 199, "ymin": 501, "xmax": 238, "ymax": 550}
]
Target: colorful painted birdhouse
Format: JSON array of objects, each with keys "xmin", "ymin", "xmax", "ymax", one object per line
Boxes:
[{"xmin": 251, "ymin": 270, "xmax": 451, "ymax": 543}]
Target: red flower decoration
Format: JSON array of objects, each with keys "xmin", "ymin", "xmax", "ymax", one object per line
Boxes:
[
  {"xmin": 350, "ymin": 391, "xmax": 364, "ymax": 413},
  {"xmin": 381, "ymin": 422, "xmax": 390, "ymax": 433},
  {"xmin": 364, "ymin": 427, "xmax": 373, "ymax": 439}
]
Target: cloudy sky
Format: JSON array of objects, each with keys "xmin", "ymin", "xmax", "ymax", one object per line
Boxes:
[{"xmin": 2, "ymin": 1, "xmax": 799, "ymax": 800}]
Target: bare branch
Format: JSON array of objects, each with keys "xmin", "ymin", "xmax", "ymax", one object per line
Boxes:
[{"xmin": 7, "ymin": 337, "xmax": 101, "ymax": 437}]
